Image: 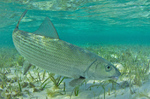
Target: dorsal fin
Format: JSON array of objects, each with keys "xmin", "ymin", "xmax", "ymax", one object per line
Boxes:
[{"xmin": 34, "ymin": 17, "xmax": 59, "ymax": 39}]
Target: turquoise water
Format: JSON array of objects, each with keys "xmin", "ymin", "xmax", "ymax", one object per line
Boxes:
[
  {"xmin": 0, "ymin": 0, "xmax": 150, "ymax": 47},
  {"xmin": 0, "ymin": 1, "xmax": 150, "ymax": 99}
]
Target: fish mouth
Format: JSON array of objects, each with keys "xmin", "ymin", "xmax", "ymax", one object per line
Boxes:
[{"xmin": 108, "ymin": 76, "xmax": 119, "ymax": 80}]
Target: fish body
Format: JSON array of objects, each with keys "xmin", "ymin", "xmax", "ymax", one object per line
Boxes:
[{"xmin": 12, "ymin": 10, "xmax": 121, "ymax": 85}]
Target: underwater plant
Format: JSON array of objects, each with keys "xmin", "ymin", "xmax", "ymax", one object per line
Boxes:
[
  {"xmin": 73, "ymin": 86, "xmax": 80, "ymax": 96},
  {"xmin": 42, "ymin": 70, "xmax": 46, "ymax": 80},
  {"xmin": 17, "ymin": 80, "xmax": 22, "ymax": 92},
  {"xmin": 48, "ymin": 73, "xmax": 66, "ymax": 88},
  {"xmin": 0, "ymin": 45, "xmax": 150, "ymax": 99},
  {"xmin": 46, "ymin": 89, "xmax": 62, "ymax": 97},
  {"xmin": 85, "ymin": 45, "xmax": 150, "ymax": 97},
  {"xmin": 41, "ymin": 76, "xmax": 51, "ymax": 89}
]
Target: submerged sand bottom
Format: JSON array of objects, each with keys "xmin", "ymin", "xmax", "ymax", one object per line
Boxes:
[{"xmin": 0, "ymin": 44, "xmax": 150, "ymax": 99}]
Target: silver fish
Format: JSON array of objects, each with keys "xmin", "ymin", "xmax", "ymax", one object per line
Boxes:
[{"xmin": 12, "ymin": 10, "xmax": 121, "ymax": 86}]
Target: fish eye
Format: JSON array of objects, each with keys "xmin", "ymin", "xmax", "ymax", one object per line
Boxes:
[{"xmin": 105, "ymin": 65, "xmax": 112, "ymax": 72}]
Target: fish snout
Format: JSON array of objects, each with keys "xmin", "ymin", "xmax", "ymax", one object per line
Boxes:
[
  {"xmin": 109, "ymin": 69, "xmax": 121, "ymax": 80},
  {"xmin": 114, "ymin": 66, "xmax": 121, "ymax": 77},
  {"xmin": 116, "ymin": 69, "xmax": 121, "ymax": 77}
]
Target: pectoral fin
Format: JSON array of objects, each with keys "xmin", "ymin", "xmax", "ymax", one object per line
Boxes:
[
  {"xmin": 69, "ymin": 76, "xmax": 85, "ymax": 87},
  {"xmin": 23, "ymin": 61, "xmax": 32, "ymax": 75}
]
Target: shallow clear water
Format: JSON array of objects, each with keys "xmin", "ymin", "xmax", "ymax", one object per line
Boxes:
[
  {"xmin": 0, "ymin": 0, "xmax": 150, "ymax": 46},
  {"xmin": 0, "ymin": 1, "xmax": 150, "ymax": 99}
]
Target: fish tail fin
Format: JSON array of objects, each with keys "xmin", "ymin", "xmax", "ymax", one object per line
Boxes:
[{"xmin": 15, "ymin": 10, "xmax": 28, "ymax": 29}]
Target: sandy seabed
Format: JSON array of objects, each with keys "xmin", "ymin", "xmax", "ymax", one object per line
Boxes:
[{"xmin": 0, "ymin": 44, "xmax": 150, "ymax": 99}]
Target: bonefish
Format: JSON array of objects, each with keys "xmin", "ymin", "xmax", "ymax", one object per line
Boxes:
[{"xmin": 12, "ymin": 10, "xmax": 121, "ymax": 86}]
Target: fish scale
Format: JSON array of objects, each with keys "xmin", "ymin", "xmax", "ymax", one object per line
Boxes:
[
  {"xmin": 12, "ymin": 10, "xmax": 121, "ymax": 86},
  {"xmin": 14, "ymin": 32, "xmax": 87, "ymax": 64},
  {"xmin": 13, "ymin": 33, "xmax": 89, "ymax": 67},
  {"xmin": 13, "ymin": 30, "xmax": 90, "ymax": 78}
]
